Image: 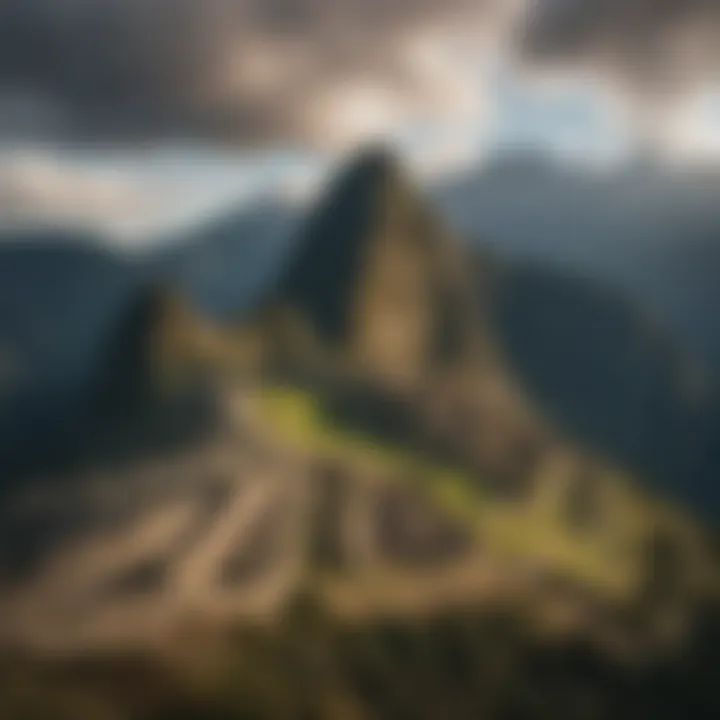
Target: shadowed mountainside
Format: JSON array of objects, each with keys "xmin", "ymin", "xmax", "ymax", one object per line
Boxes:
[
  {"xmin": 486, "ymin": 260, "xmax": 720, "ymax": 518},
  {"xmin": 439, "ymin": 156, "xmax": 720, "ymax": 375},
  {"xmin": 0, "ymin": 239, "xmax": 143, "ymax": 482}
]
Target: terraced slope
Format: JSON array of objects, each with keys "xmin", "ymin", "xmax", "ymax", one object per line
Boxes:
[{"xmin": 1, "ymin": 150, "xmax": 715, "ymax": 665}]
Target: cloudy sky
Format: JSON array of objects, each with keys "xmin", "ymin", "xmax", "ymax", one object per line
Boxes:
[{"xmin": 1, "ymin": 0, "xmax": 719, "ymax": 243}]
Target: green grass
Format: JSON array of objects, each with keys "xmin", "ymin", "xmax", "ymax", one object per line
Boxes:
[{"xmin": 253, "ymin": 385, "xmax": 641, "ymax": 597}]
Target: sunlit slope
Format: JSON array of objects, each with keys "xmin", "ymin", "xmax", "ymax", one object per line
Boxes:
[
  {"xmin": 203, "ymin": 148, "xmax": 716, "ymax": 631},
  {"xmin": 253, "ymin": 385, "xmax": 713, "ymax": 607}
]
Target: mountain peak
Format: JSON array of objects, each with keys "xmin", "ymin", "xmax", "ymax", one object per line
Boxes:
[
  {"xmin": 269, "ymin": 149, "xmax": 478, "ymax": 384},
  {"xmin": 340, "ymin": 143, "xmax": 404, "ymax": 185},
  {"xmin": 85, "ymin": 285, "xmax": 222, "ymax": 465},
  {"xmin": 271, "ymin": 147, "xmax": 417, "ymax": 339},
  {"xmin": 92, "ymin": 286, "xmax": 207, "ymax": 418}
]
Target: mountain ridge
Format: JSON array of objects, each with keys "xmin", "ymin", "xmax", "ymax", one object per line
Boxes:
[{"xmin": 0, "ymin": 150, "xmax": 716, "ymax": 663}]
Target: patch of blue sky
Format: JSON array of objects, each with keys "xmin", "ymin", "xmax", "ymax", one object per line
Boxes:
[{"xmin": 487, "ymin": 67, "xmax": 632, "ymax": 168}]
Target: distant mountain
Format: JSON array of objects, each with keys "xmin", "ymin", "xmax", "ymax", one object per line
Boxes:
[
  {"xmin": 158, "ymin": 203, "xmax": 294, "ymax": 319},
  {"xmin": 0, "ymin": 234, "xmax": 142, "ymax": 384},
  {"xmin": 438, "ymin": 157, "xmax": 720, "ymax": 375},
  {"xmin": 0, "ymin": 236, "xmax": 143, "ymax": 481}
]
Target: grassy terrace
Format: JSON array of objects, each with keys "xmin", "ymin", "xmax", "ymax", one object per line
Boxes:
[{"xmin": 253, "ymin": 384, "xmax": 642, "ymax": 598}]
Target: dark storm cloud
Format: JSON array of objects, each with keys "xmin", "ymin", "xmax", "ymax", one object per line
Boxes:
[
  {"xmin": 0, "ymin": 0, "xmax": 491, "ymax": 145},
  {"xmin": 0, "ymin": 0, "xmax": 263, "ymax": 141},
  {"xmin": 524, "ymin": 0, "xmax": 720, "ymax": 92},
  {"xmin": 1, "ymin": 0, "xmax": 718, "ymax": 146}
]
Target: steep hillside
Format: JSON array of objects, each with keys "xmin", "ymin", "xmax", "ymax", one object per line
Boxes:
[
  {"xmin": 266, "ymin": 146, "xmax": 484, "ymax": 386},
  {"xmin": 0, "ymin": 151, "xmax": 717, "ymax": 719},
  {"xmin": 486, "ymin": 260, "xmax": 720, "ymax": 518},
  {"xmin": 0, "ymin": 238, "xmax": 142, "ymax": 481}
]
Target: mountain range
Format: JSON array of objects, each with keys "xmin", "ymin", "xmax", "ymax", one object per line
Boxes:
[
  {"xmin": 1, "ymin": 153, "xmax": 718, "ymax": 515},
  {"xmin": 0, "ymin": 149, "xmax": 718, "ymax": 718},
  {"xmin": 440, "ymin": 155, "xmax": 720, "ymax": 371}
]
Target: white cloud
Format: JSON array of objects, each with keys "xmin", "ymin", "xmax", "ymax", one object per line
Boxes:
[
  {"xmin": 0, "ymin": 151, "xmax": 150, "ymax": 239},
  {"xmin": 659, "ymin": 90, "xmax": 720, "ymax": 165}
]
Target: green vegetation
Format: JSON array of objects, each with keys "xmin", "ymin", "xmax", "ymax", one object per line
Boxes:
[
  {"xmin": 255, "ymin": 385, "xmax": 642, "ymax": 597},
  {"xmin": 257, "ymin": 385, "xmax": 474, "ymax": 485}
]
